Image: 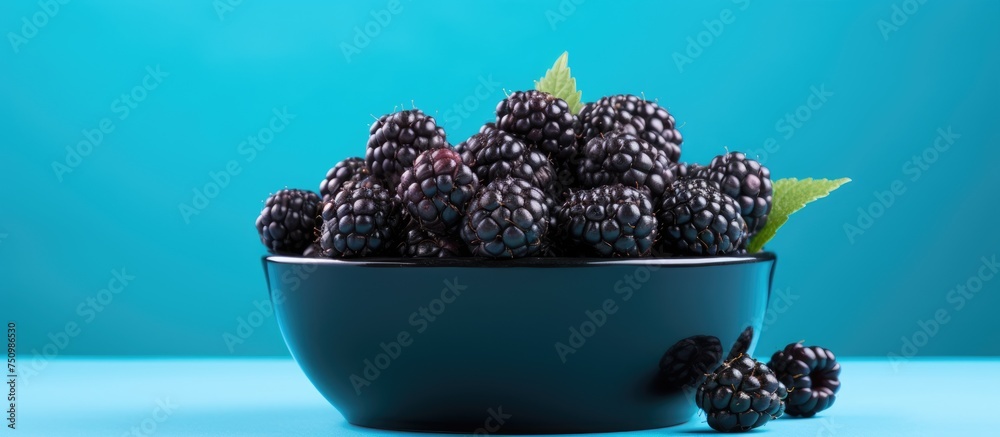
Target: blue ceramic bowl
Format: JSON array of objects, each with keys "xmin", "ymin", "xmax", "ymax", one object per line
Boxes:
[{"xmin": 262, "ymin": 253, "xmax": 776, "ymax": 433}]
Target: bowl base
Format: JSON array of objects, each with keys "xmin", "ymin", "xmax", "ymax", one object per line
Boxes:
[{"xmin": 345, "ymin": 413, "xmax": 693, "ymax": 434}]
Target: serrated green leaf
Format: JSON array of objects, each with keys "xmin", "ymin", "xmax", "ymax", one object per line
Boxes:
[
  {"xmin": 535, "ymin": 52, "xmax": 583, "ymax": 114},
  {"xmin": 747, "ymin": 177, "xmax": 851, "ymax": 253}
]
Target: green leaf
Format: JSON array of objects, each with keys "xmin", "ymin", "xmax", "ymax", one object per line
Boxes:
[
  {"xmin": 535, "ymin": 52, "xmax": 583, "ymax": 114},
  {"xmin": 747, "ymin": 177, "xmax": 851, "ymax": 253}
]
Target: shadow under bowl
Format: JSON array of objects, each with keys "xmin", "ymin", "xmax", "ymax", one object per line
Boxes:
[{"xmin": 262, "ymin": 253, "xmax": 776, "ymax": 434}]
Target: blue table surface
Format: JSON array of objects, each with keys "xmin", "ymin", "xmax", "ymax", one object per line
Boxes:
[{"xmin": 11, "ymin": 357, "xmax": 994, "ymax": 436}]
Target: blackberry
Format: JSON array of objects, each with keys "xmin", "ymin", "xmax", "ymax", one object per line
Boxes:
[
  {"xmin": 457, "ymin": 125, "xmax": 554, "ymax": 188},
  {"xmin": 638, "ymin": 131, "xmax": 681, "ymax": 164},
  {"xmin": 495, "ymin": 90, "xmax": 579, "ymax": 164},
  {"xmin": 366, "ymin": 109, "xmax": 447, "ymax": 189},
  {"xmin": 703, "ymin": 152, "xmax": 773, "ymax": 235},
  {"xmin": 319, "ymin": 180, "xmax": 401, "ymax": 257},
  {"xmin": 663, "ymin": 177, "xmax": 719, "ymax": 197},
  {"xmin": 658, "ymin": 335, "xmax": 724, "ymax": 389},
  {"xmin": 677, "ymin": 162, "xmax": 706, "ymax": 181},
  {"xmin": 256, "ymin": 189, "xmax": 321, "ymax": 255},
  {"xmin": 578, "ymin": 94, "xmax": 682, "ymax": 162},
  {"xmin": 397, "ymin": 221, "xmax": 467, "ymax": 258},
  {"xmin": 576, "ymin": 133, "xmax": 678, "ymax": 200},
  {"xmin": 319, "ymin": 157, "xmax": 369, "ymax": 202},
  {"xmin": 658, "ymin": 180, "xmax": 748, "ymax": 255},
  {"xmin": 460, "ymin": 177, "xmax": 550, "ymax": 258},
  {"xmin": 697, "ymin": 356, "xmax": 787, "ymax": 433},
  {"xmin": 397, "ymin": 148, "xmax": 479, "ymax": 233},
  {"xmin": 726, "ymin": 326, "xmax": 756, "ymax": 362},
  {"xmin": 557, "ymin": 185, "xmax": 657, "ymax": 257},
  {"xmin": 578, "ymin": 101, "xmax": 643, "ymax": 139},
  {"xmin": 767, "ymin": 343, "xmax": 841, "ymax": 417},
  {"xmin": 302, "ymin": 242, "xmax": 323, "ymax": 258}
]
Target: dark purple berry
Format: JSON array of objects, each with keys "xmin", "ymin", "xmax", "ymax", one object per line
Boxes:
[
  {"xmin": 767, "ymin": 343, "xmax": 841, "ymax": 417},
  {"xmin": 256, "ymin": 189, "xmax": 320, "ymax": 255},
  {"xmin": 557, "ymin": 184, "xmax": 657, "ymax": 257},
  {"xmin": 703, "ymin": 152, "xmax": 772, "ymax": 235},
  {"xmin": 319, "ymin": 180, "xmax": 401, "ymax": 257},
  {"xmin": 397, "ymin": 148, "xmax": 479, "ymax": 233},
  {"xmin": 697, "ymin": 356, "xmax": 787, "ymax": 433},
  {"xmin": 319, "ymin": 157, "xmax": 368, "ymax": 202},
  {"xmin": 460, "ymin": 177, "xmax": 550, "ymax": 258},
  {"xmin": 366, "ymin": 109, "xmax": 447, "ymax": 189},
  {"xmin": 658, "ymin": 179, "xmax": 748, "ymax": 255}
]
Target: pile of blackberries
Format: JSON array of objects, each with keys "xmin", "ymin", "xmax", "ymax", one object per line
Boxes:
[{"xmin": 255, "ymin": 91, "xmax": 773, "ymax": 259}]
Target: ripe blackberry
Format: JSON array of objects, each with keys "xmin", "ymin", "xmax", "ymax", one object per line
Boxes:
[
  {"xmin": 319, "ymin": 157, "xmax": 368, "ymax": 202},
  {"xmin": 255, "ymin": 189, "xmax": 321, "ymax": 255},
  {"xmin": 319, "ymin": 180, "xmax": 401, "ymax": 257},
  {"xmin": 579, "ymin": 94, "xmax": 682, "ymax": 162},
  {"xmin": 578, "ymin": 101, "xmax": 643, "ymax": 139},
  {"xmin": 302, "ymin": 242, "xmax": 323, "ymax": 258},
  {"xmin": 457, "ymin": 125, "xmax": 554, "ymax": 188},
  {"xmin": 557, "ymin": 185, "xmax": 657, "ymax": 257},
  {"xmin": 697, "ymin": 356, "xmax": 787, "ymax": 433},
  {"xmin": 663, "ymin": 177, "xmax": 719, "ymax": 197},
  {"xmin": 726, "ymin": 327, "xmax": 756, "ymax": 362},
  {"xmin": 495, "ymin": 90, "xmax": 579, "ymax": 164},
  {"xmin": 767, "ymin": 343, "xmax": 841, "ymax": 417},
  {"xmin": 576, "ymin": 133, "xmax": 678, "ymax": 200},
  {"xmin": 366, "ymin": 109, "xmax": 447, "ymax": 189},
  {"xmin": 677, "ymin": 162, "xmax": 706, "ymax": 181},
  {"xmin": 703, "ymin": 152, "xmax": 773, "ymax": 235},
  {"xmin": 658, "ymin": 180, "xmax": 748, "ymax": 255},
  {"xmin": 397, "ymin": 221, "xmax": 467, "ymax": 258},
  {"xmin": 397, "ymin": 148, "xmax": 479, "ymax": 233},
  {"xmin": 460, "ymin": 177, "xmax": 550, "ymax": 258},
  {"xmin": 658, "ymin": 335, "xmax": 724, "ymax": 389}
]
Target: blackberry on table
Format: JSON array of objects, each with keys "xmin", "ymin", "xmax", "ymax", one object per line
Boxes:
[
  {"xmin": 577, "ymin": 133, "xmax": 678, "ymax": 200},
  {"xmin": 319, "ymin": 157, "xmax": 369, "ymax": 202},
  {"xmin": 457, "ymin": 125, "xmax": 554, "ymax": 189},
  {"xmin": 366, "ymin": 109, "xmax": 447, "ymax": 189},
  {"xmin": 319, "ymin": 179, "xmax": 401, "ymax": 257},
  {"xmin": 256, "ymin": 189, "xmax": 321, "ymax": 255},
  {"xmin": 495, "ymin": 90, "xmax": 579, "ymax": 164},
  {"xmin": 658, "ymin": 179, "xmax": 748, "ymax": 255},
  {"xmin": 397, "ymin": 148, "xmax": 479, "ymax": 233},
  {"xmin": 767, "ymin": 342, "xmax": 841, "ymax": 417},
  {"xmin": 697, "ymin": 356, "xmax": 787, "ymax": 433},
  {"xmin": 557, "ymin": 184, "xmax": 657, "ymax": 257},
  {"xmin": 460, "ymin": 177, "xmax": 550, "ymax": 258},
  {"xmin": 703, "ymin": 152, "xmax": 772, "ymax": 235}
]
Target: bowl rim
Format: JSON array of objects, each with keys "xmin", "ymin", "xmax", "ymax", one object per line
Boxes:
[{"xmin": 264, "ymin": 251, "xmax": 775, "ymax": 268}]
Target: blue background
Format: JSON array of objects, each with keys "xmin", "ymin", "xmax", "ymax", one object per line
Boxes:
[{"xmin": 2, "ymin": 0, "xmax": 998, "ymax": 358}]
